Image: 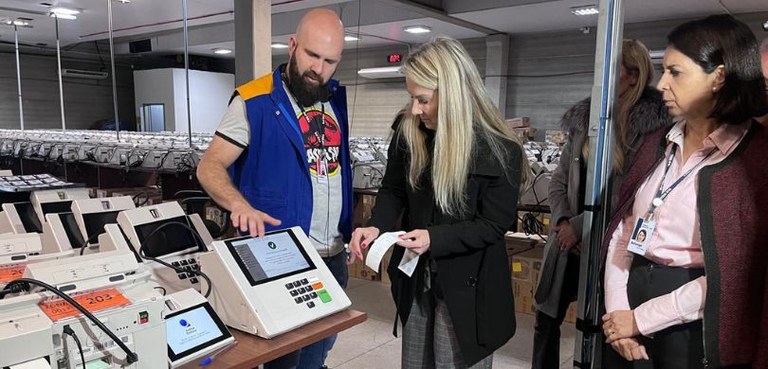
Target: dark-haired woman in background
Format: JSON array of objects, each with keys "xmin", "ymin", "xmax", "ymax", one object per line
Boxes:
[
  {"xmin": 602, "ymin": 15, "xmax": 768, "ymax": 368},
  {"xmin": 531, "ymin": 39, "xmax": 670, "ymax": 369}
]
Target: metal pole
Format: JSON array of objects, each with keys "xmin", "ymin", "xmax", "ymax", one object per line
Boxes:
[
  {"xmin": 574, "ymin": 0, "xmax": 624, "ymax": 367},
  {"xmin": 182, "ymin": 0, "xmax": 193, "ymax": 148},
  {"xmin": 55, "ymin": 15, "xmax": 66, "ymax": 131},
  {"xmin": 108, "ymin": 0, "xmax": 121, "ymax": 141},
  {"xmin": 14, "ymin": 25, "xmax": 25, "ymax": 131}
]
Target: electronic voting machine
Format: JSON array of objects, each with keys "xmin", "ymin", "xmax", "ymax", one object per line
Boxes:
[{"xmin": 200, "ymin": 226, "xmax": 351, "ymax": 338}]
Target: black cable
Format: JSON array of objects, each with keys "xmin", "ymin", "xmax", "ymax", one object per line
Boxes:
[
  {"xmin": 0, "ymin": 278, "xmax": 139, "ymax": 364},
  {"xmin": 153, "ymin": 286, "xmax": 167, "ymax": 296},
  {"xmin": 63, "ymin": 325, "xmax": 86, "ymax": 369},
  {"xmin": 132, "ymin": 191, "xmax": 149, "ymax": 207},
  {"xmin": 137, "ymin": 221, "xmax": 213, "ymax": 298},
  {"xmin": 79, "ymin": 231, "xmax": 104, "ymax": 256}
]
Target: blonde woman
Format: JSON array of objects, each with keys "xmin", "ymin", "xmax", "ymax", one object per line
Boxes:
[
  {"xmin": 348, "ymin": 37, "xmax": 529, "ymax": 368},
  {"xmin": 531, "ymin": 39, "xmax": 671, "ymax": 369}
]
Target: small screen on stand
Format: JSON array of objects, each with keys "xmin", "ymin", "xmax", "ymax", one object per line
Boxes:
[
  {"xmin": 59, "ymin": 212, "xmax": 86, "ymax": 248},
  {"xmin": 82, "ymin": 210, "xmax": 121, "ymax": 241},
  {"xmin": 15, "ymin": 202, "xmax": 42, "ymax": 233},
  {"xmin": 135, "ymin": 216, "xmax": 199, "ymax": 257},
  {"xmin": 40, "ymin": 201, "xmax": 73, "ymax": 216}
]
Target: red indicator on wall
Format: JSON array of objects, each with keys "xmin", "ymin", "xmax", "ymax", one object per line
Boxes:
[{"xmin": 388, "ymin": 53, "xmax": 402, "ymax": 64}]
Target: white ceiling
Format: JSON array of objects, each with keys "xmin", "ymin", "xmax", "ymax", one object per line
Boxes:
[{"xmin": 0, "ymin": 0, "xmax": 766, "ymax": 57}]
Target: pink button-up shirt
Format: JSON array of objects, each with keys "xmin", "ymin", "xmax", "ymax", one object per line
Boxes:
[{"xmin": 604, "ymin": 119, "xmax": 749, "ymax": 336}]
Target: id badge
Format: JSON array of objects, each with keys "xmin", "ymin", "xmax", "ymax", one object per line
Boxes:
[
  {"xmin": 317, "ymin": 159, "xmax": 329, "ymax": 183},
  {"xmin": 627, "ymin": 217, "xmax": 655, "ymax": 256}
]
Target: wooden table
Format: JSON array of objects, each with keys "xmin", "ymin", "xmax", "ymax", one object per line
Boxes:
[{"xmin": 180, "ymin": 309, "xmax": 367, "ymax": 369}]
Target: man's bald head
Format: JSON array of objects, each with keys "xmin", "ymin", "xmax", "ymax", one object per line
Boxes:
[
  {"xmin": 285, "ymin": 8, "xmax": 345, "ymax": 106},
  {"xmin": 296, "ymin": 8, "xmax": 344, "ymax": 44},
  {"xmin": 289, "ymin": 8, "xmax": 345, "ymax": 76}
]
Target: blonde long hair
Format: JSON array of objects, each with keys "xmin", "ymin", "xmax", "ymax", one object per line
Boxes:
[
  {"xmin": 582, "ymin": 39, "xmax": 654, "ymax": 171},
  {"xmin": 400, "ymin": 37, "xmax": 531, "ymax": 216}
]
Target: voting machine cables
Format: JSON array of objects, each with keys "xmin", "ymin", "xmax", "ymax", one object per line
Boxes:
[{"xmin": 0, "ymin": 278, "xmax": 139, "ymax": 364}]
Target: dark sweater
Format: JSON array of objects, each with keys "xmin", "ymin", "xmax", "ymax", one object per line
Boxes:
[{"xmin": 603, "ymin": 121, "xmax": 768, "ymax": 368}]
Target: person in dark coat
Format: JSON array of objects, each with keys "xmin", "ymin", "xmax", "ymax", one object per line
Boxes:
[
  {"xmin": 348, "ymin": 37, "xmax": 530, "ymax": 369},
  {"xmin": 531, "ymin": 39, "xmax": 671, "ymax": 369},
  {"xmin": 602, "ymin": 15, "xmax": 768, "ymax": 368}
]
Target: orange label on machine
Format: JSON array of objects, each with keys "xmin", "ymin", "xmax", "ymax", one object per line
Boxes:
[
  {"xmin": 0, "ymin": 265, "xmax": 26, "ymax": 283},
  {"xmin": 39, "ymin": 288, "xmax": 131, "ymax": 322}
]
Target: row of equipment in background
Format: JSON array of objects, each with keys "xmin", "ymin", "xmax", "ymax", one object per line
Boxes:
[
  {"xmin": 350, "ymin": 137, "xmax": 388, "ymax": 190},
  {"xmin": 0, "ymin": 184, "xmax": 351, "ymax": 369},
  {"xmin": 0, "ymin": 129, "xmax": 212, "ymax": 173}
]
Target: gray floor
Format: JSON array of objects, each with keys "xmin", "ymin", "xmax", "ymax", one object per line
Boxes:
[{"xmin": 327, "ymin": 278, "xmax": 576, "ymax": 369}]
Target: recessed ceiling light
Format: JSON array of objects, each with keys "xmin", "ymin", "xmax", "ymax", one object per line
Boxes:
[
  {"xmin": 271, "ymin": 42, "xmax": 289, "ymax": 49},
  {"xmin": 50, "ymin": 13, "xmax": 77, "ymax": 20},
  {"xmin": 571, "ymin": 5, "xmax": 599, "ymax": 16},
  {"xmin": 12, "ymin": 20, "xmax": 30, "ymax": 26},
  {"xmin": 344, "ymin": 35, "xmax": 360, "ymax": 42},
  {"xmin": 213, "ymin": 48, "xmax": 232, "ymax": 55},
  {"xmin": 403, "ymin": 25, "xmax": 431, "ymax": 34}
]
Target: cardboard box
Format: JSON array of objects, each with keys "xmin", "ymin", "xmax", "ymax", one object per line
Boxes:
[
  {"xmin": 513, "ymin": 127, "xmax": 538, "ymax": 141},
  {"xmin": 348, "ymin": 245, "xmax": 380, "ymax": 281},
  {"xmin": 511, "ymin": 246, "xmax": 544, "ymax": 315},
  {"xmin": 545, "ymin": 129, "xmax": 568, "ymax": 146},
  {"xmin": 505, "ymin": 232, "xmax": 545, "ymax": 258},
  {"xmin": 506, "ymin": 117, "xmax": 530, "ymax": 128}
]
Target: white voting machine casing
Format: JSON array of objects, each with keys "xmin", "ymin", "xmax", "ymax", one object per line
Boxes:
[
  {"xmin": 200, "ymin": 226, "xmax": 351, "ymax": 338},
  {"xmin": 117, "ymin": 202, "xmax": 213, "ymax": 294},
  {"xmin": 30, "ymin": 188, "xmax": 90, "ymax": 225},
  {"xmin": 71, "ymin": 196, "xmax": 136, "ymax": 253},
  {"xmin": 2, "ymin": 202, "xmax": 43, "ymax": 234}
]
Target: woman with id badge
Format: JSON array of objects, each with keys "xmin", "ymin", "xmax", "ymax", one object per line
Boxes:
[{"xmin": 602, "ymin": 15, "xmax": 768, "ymax": 368}]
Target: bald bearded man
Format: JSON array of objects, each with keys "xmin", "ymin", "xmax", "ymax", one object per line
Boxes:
[{"xmin": 198, "ymin": 8, "xmax": 351, "ymax": 369}]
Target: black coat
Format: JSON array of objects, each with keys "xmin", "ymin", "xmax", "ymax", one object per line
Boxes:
[{"xmin": 368, "ymin": 126, "xmax": 522, "ymax": 365}]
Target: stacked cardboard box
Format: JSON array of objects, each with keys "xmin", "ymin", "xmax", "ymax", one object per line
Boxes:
[
  {"xmin": 545, "ymin": 129, "xmax": 568, "ymax": 147},
  {"xmin": 513, "ymin": 127, "xmax": 538, "ymax": 142},
  {"xmin": 510, "ymin": 242, "xmax": 577, "ymax": 323},
  {"xmin": 506, "ymin": 117, "xmax": 530, "ymax": 128},
  {"xmin": 348, "ymin": 244, "xmax": 381, "ymax": 282}
]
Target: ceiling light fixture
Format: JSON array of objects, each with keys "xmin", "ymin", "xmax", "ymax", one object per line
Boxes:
[
  {"xmin": 271, "ymin": 42, "xmax": 289, "ymax": 49},
  {"xmin": 12, "ymin": 20, "xmax": 30, "ymax": 26},
  {"xmin": 571, "ymin": 5, "xmax": 599, "ymax": 16},
  {"xmin": 118, "ymin": 0, "xmax": 131, "ymax": 3},
  {"xmin": 50, "ymin": 7, "xmax": 80, "ymax": 15},
  {"xmin": 213, "ymin": 48, "xmax": 232, "ymax": 55},
  {"xmin": 344, "ymin": 35, "xmax": 360, "ymax": 42},
  {"xmin": 403, "ymin": 25, "xmax": 431, "ymax": 34},
  {"xmin": 50, "ymin": 13, "xmax": 77, "ymax": 20}
]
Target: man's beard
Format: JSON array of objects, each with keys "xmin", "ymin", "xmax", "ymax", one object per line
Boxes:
[{"xmin": 286, "ymin": 56, "xmax": 331, "ymax": 107}]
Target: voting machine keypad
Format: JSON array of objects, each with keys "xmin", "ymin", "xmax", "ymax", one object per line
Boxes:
[
  {"xmin": 284, "ymin": 277, "xmax": 332, "ymax": 308},
  {"xmin": 171, "ymin": 258, "xmax": 201, "ymax": 284}
]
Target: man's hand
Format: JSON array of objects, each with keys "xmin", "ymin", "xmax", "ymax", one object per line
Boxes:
[
  {"xmin": 348, "ymin": 227, "xmax": 381, "ymax": 264},
  {"xmin": 553, "ymin": 219, "xmax": 579, "ymax": 251},
  {"xmin": 396, "ymin": 229, "xmax": 430, "ymax": 255},
  {"xmin": 610, "ymin": 338, "xmax": 650, "ymax": 361},
  {"xmin": 603, "ymin": 310, "xmax": 641, "ymax": 344},
  {"xmin": 230, "ymin": 202, "xmax": 281, "ymax": 237}
]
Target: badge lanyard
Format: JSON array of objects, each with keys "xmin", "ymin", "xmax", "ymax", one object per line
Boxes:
[
  {"xmin": 628, "ymin": 144, "xmax": 716, "ymax": 256},
  {"xmin": 645, "ymin": 144, "xmax": 717, "ymax": 220},
  {"xmin": 298, "ymin": 104, "xmax": 328, "ymax": 178}
]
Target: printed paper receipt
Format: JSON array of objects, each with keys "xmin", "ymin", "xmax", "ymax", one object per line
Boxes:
[{"xmin": 364, "ymin": 231, "xmax": 420, "ymax": 277}]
